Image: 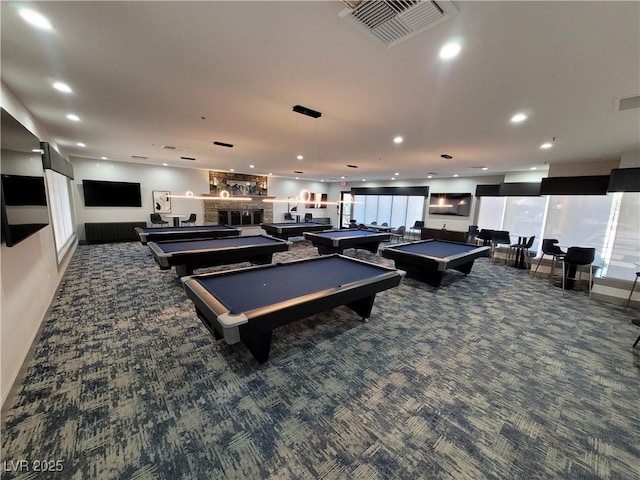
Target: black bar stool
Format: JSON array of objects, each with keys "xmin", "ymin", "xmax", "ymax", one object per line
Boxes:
[{"xmin": 625, "ymin": 272, "xmax": 639, "ymax": 310}]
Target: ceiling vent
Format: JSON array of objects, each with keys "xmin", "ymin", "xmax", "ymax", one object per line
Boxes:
[
  {"xmin": 616, "ymin": 95, "xmax": 640, "ymax": 112},
  {"xmin": 180, "ymin": 156, "xmax": 196, "ymax": 161},
  {"xmin": 161, "ymin": 145, "xmax": 185, "ymax": 151},
  {"xmin": 131, "ymin": 155, "xmax": 148, "ymax": 160},
  {"xmin": 339, "ymin": 0, "xmax": 458, "ymax": 48}
]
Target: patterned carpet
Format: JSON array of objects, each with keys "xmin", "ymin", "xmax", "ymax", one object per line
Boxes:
[{"xmin": 2, "ymin": 239, "xmax": 639, "ymax": 479}]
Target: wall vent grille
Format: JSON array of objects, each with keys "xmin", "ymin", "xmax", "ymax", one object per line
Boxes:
[{"xmin": 616, "ymin": 95, "xmax": 640, "ymax": 112}]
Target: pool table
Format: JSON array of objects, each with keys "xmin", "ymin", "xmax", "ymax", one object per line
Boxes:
[
  {"xmin": 304, "ymin": 229, "xmax": 391, "ymax": 254},
  {"xmin": 135, "ymin": 225, "xmax": 241, "ymax": 245},
  {"xmin": 182, "ymin": 254, "xmax": 405, "ymax": 362},
  {"xmin": 260, "ymin": 222, "xmax": 332, "ymax": 240},
  {"xmin": 148, "ymin": 235, "xmax": 290, "ymax": 277},
  {"xmin": 381, "ymin": 239, "xmax": 490, "ymax": 287}
]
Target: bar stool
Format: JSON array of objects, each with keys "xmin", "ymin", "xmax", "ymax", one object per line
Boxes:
[
  {"xmin": 534, "ymin": 239, "xmax": 566, "ymax": 282},
  {"xmin": 625, "ymin": 272, "xmax": 639, "ymax": 310},
  {"xmin": 562, "ymin": 247, "xmax": 596, "ymax": 296}
]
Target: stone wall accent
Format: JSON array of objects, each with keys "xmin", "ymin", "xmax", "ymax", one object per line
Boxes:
[{"xmin": 203, "ymin": 196, "xmax": 274, "ymax": 225}]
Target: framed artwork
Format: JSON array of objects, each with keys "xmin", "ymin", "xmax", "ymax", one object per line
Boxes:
[{"xmin": 153, "ymin": 190, "xmax": 171, "ymax": 213}]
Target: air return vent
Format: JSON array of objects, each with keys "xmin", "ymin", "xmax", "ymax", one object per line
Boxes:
[
  {"xmin": 616, "ymin": 95, "xmax": 640, "ymax": 112},
  {"xmin": 338, "ymin": 0, "xmax": 459, "ymax": 48},
  {"xmin": 131, "ymin": 155, "xmax": 148, "ymax": 160}
]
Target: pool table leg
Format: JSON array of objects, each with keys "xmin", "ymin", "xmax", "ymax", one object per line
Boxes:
[
  {"xmin": 452, "ymin": 261, "xmax": 474, "ymax": 276},
  {"xmin": 345, "ymin": 295, "xmax": 376, "ymax": 320},
  {"xmin": 196, "ymin": 310, "xmax": 223, "ymax": 340},
  {"xmin": 240, "ymin": 328, "xmax": 273, "ymax": 363},
  {"xmin": 175, "ymin": 264, "xmax": 194, "ymax": 277}
]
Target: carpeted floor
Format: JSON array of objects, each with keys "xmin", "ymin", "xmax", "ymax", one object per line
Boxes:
[{"xmin": 2, "ymin": 239, "xmax": 639, "ymax": 479}]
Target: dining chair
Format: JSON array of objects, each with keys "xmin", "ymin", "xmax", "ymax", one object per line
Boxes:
[
  {"xmin": 304, "ymin": 213, "xmax": 313, "ymax": 222},
  {"xmin": 150, "ymin": 213, "xmax": 169, "ymax": 227},
  {"xmin": 476, "ymin": 229, "xmax": 495, "ymax": 246},
  {"xmin": 181, "ymin": 213, "xmax": 196, "ymax": 226},
  {"xmin": 390, "ymin": 225, "xmax": 405, "ymax": 243},
  {"xmin": 284, "ymin": 212, "xmax": 295, "ymax": 222},
  {"xmin": 409, "ymin": 220, "xmax": 424, "ymax": 240}
]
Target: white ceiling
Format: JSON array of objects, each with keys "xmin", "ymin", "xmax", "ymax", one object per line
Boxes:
[{"xmin": 1, "ymin": 1, "xmax": 639, "ymax": 182}]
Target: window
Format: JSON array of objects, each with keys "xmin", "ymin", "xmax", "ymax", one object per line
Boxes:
[
  {"xmin": 502, "ymin": 196, "xmax": 547, "ymax": 252},
  {"xmin": 544, "ymin": 194, "xmax": 616, "ymax": 269},
  {"xmin": 601, "ymin": 192, "xmax": 640, "ymax": 279},
  {"xmin": 45, "ymin": 170, "xmax": 75, "ymax": 261},
  {"xmin": 351, "ymin": 194, "xmax": 424, "ymax": 229},
  {"xmin": 477, "ymin": 197, "xmax": 505, "ymax": 230}
]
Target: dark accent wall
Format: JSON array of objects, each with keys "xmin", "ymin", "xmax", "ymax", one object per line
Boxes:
[
  {"xmin": 540, "ymin": 175, "xmax": 610, "ymax": 195},
  {"xmin": 40, "ymin": 142, "xmax": 74, "ymax": 179},
  {"xmin": 608, "ymin": 168, "xmax": 640, "ymax": 192}
]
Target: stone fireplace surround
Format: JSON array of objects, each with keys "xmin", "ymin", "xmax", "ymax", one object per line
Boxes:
[{"xmin": 203, "ymin": 196, "xmax": 274, "ymax": 226}]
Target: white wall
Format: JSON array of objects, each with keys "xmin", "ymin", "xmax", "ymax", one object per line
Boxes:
[
  {"xmin": 548, "ymin": 159, "xmax": 621, "ymax": 177},
  {"xmin": 71, "ymin": 159, "xmax": 209, "ymax": 239},
  {"xmin": 620, "ymin": 150, "xmax": 640, "ymax": 168},
  {"xmin": 1, "ymin": 83, "xmax": 76, "ymax": 408}
]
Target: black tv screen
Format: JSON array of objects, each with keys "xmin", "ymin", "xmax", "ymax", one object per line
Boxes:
[
  {"xmin": 82, "ymin": 179, "xmax": 142, "ymax": 207},
  {"xmin": 1, "ymin": 108, "xmax": 49, "ymax": 247},
  {"xmin": 429, "ymin": 193, "xmax": 472, "ymax": 216}
]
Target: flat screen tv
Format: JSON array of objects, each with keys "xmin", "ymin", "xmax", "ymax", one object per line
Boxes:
[
  {"xmin": 82, "ymin": 179, "xmax": 142, "ymax": 207},
  {"xmin": 0, "ymin": 108, "xmax": 49, "ymax": 247},
  {"xmin": 428, "ymin": 193, "xmax": 472, "ymax": 216}
]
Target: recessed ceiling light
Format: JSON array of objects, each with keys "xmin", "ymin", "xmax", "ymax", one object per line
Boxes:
[
  {"xmin": 77, "ymin": 142, "xmax": 86, "ymax": 147},
  {"xmin": 540, "ymin": 143, "xmax": 552, "ymax": 149},
  {"xmin": 320, "ymin": 179, "xmax": 324, "ymax": 182},
  {"xmin": 511, "ymin": 113, "xmax": 527, "ymax": 123},
  {"xmin": 439, "ymin": 42, "xmax": 461, "ymax": 60},
  {"xmin": 19, "ymin": 8, "xmax": 52, "ymax": 30},
  {"xmin": 100, "ymin": 156, "xmax": 107, "ymax": 160},
  {"xmin": 362, "ymin": 179, "xmax": 366, "ymax": 182},
  {"xmin": 268, "ymin": 173, "xmax": 272, "ymax": 176},
  {"xmin": 482, "ymin": 167, "xmax": 489, "ymax": 171},
  {"xmin": 453, "ymin": 174, "xmax": 459, "ymax": 177},
  {"xmin": 394, "ymin": 172, "xmax": 400, "ymax": 176},
  {"xmin": 66, "ymin": 114, "xmax": 80, "ymax": 122},
  {"xmin": 341, "ymin": 176, "xmax": 345, "ymax": 179},
  {"xmin": 295, "ymin": 177, "xmax": 299, "ymax": 180},
  {"xmin": 162, "ymin": 163, "xmax": 168, "ymax": 166},
  {"xmin": 53, "ymin": 82, "xmax": 72, "ymax": 93},
  {"xmin": 249, "ymin": 165, "xmax": 255, "ymax": 168},
  {"xmin": 297, "ymin": 155, "xmax": 304, "ymax": 160},
  {"xmin": 530, "ymin": 167, "xmax": 538, "ymax": 170},
  {"xmin": 391, "ymin": 177, "xmax": 395, "ymax": 180},
  {"xmin": 230, "ymin": 168, "xmax": 235, "ymax": 172},
  {"xmin": 393, "ymin": 136, "xmax": 403, "ymax": 144},
  {"xmin": 427, "ymin": 175, "xmax": 433, "ymax": 179}
]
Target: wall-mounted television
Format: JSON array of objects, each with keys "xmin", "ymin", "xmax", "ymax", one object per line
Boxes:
[
  {"xmin": 82, "ymin": 179, "xmax": 142, "ymax": 207},
  {"xmin": 1, "ymin": 108, "xmax": 50, "ymax": 247},
  {"xmin": 428, "ymin": 193, "xmax": 472, "ymax": 216}
]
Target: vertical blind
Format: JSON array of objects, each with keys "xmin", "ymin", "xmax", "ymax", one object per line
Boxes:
[{"xmin": 45, "ymin": 170, "xmax": 75, "ymax": 261}]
